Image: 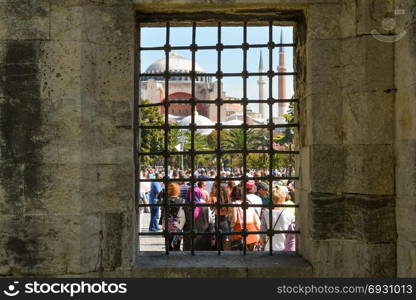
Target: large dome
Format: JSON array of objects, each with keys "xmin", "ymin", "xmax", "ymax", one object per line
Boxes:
[{"xmin": 145, "ymin": 53, "xmax": 204, "ymax": 74}]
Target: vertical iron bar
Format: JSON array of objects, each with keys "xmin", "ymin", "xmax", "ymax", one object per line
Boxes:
[
  {"xmin": 134, "ymin": 20, "xmax": 140, "ymax": 253},
  {"xmin": 164, "ymin": 22, "xmax": 170, "ymax": 255},
  {"xmin": 242, "ymin": 22, "xmax": 247, "ymax": 256},
  {"xmin": 190, "ymin": 22, "xmax": 196, "ymax": 255},
  {"xmin": 216, "ymin": 22, "xmax": 222, "ymax": 255},
  {"xmin": 268, "ymin": 21, "xmax": 274, "ymax": 256}
]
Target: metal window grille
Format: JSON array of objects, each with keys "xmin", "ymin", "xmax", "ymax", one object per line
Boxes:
[{"xmin": 135, "ymin": 14, "xmax": 300, "ymax": 256}]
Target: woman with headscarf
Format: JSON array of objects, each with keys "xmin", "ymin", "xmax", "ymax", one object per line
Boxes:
[
  {"xmin": 159, "ymin": 183, "xmax": 185, "ymax": 251},
  {"xmin": 183, "ymin": 185, "xmax": 214, "ymax": 251}
]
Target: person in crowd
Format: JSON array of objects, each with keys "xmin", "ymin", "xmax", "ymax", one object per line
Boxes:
[
  {"xmin": 256, "ymin": 182, "xmax": 270, "ymax": 205},
  {"xmin": 229, "ymin": 185, "xmax": 261, "ymax": 251},
  {"xmin": 183, "ymin": 186, "xmax": 214, "ymax": 251},
  {"xmin": 198, "ymin": 181, "xmax": 210, "ymax": 202},
  {"xmin": 287, "ymin": 181, "xmax": 296, "ymax": 204},
  {"xmin": 159, "ymin": 183, "xmax": 185, "ymax": 250},
  {"xmin": 204, "ymin": 170, "xmax": 215, "ymax": 195},
  {"xmin": 210, "ymin": 183, "xmax": 233, "ymax": 250},
  {"xmin": 139, "ymin": 174, "xmax": 150, "ymax": 214},
  {"xmin": 246, "ymin": 180, "xmax": 262, "ymax": 217},
  {"xmin": 149, "ymin": 173, "xmax": 163, "ymax": 231},
  {"xmin": 260, "ymin": 186, "xmax": 296, "ymax": 251}
]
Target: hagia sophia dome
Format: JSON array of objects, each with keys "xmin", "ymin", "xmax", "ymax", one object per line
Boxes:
[{"xmin": 144, "ymin": 53, "xmax": 209, "ymax": 82}]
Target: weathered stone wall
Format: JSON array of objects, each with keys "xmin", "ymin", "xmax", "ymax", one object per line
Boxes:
[
  {"xmin": 395, "ymin": 0, "xmax": 416, "ymax": 277},
  {"xmin": 0, "ymin": 0, "xmax": 135, "ymax": 275},
  {"xmin": 0, "ymin": 0, "xmax": 412, "ymax": 277},
  {"xmin": 297, "ymin": 0, "xmax": 398, "ymax": 277}
]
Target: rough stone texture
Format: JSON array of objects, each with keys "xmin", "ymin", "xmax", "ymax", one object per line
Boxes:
[
  {"xmin": 134, "ymin": 252, "xmax": 312, "ymax": 278},
  {"xmin": 0, "ymin": 0, "xmax": 134, "ymax": 276},
  {"xmin": 299, "ymin": 0, "xmax": 399, "ymax": 277},
  {"xmin": 395, "ymin": 0, "xmax": 416, "ymax": 277},
  {"xmin": 304, "ymin": 237, "xmax": 396, "ymax": 277}
]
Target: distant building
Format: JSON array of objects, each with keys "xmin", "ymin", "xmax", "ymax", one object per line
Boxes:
[{"xmin": 140, "ymin": 37, "xmax": 288, "ymax": 126}]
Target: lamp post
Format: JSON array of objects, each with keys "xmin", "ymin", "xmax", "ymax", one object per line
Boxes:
[{"xmin": 178, "ymin": 135, "xmax": 186, "ymax": 170}]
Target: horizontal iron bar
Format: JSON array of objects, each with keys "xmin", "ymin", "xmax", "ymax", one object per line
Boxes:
[
  {"xmin": 138, "ymin": 203, "xmax": 299, "ymax": 208},
  {"xmin": 137, "ymin": 176, "xmax": 300, "ymax": 182},
  {"xmin": 139, "ymin": 43, "xmax": 295, "ymax": 51},
  {"xmin": 138, "ymin": 98, "xmax": 299, "ymax": 107},
  {"xmin": 138, "ymin": 230, "xmax": 300, "ymax": 236},
  {"xmin": 138, "ymin": 150, "xmax": 299, "ymax": 156},
  {"xmin": 138, "ymin": 123, "xmax": 299, "ymax": 129},
  {"xmin": 139, "ymin": 71, "xmax": 297, "ymax": 77}
]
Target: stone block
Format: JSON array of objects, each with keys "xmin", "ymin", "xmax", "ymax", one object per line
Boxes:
[
  {"xmin": 309, "ymin": 192, "xmax": 395, "ymax": 242},
  {"xmin": 308, "ymin": 4, "xmax": 342, "ymax": 40},
  {"xmin": 80, "ymin": 213, "xmax": 101, "ymax": 273},
  {"xmin": 340, "ymin": 36, "xmax": 394, "ymax": 94},
  {"xmin": 397, "ymin": 238, "xmax": 416, "ymax": 277},
  {"xmin": 310, "ymin": 193, "xmax": 344, "ymax": 240},
  {"xmin": 396, "ymin": 196, "xmax": 416, "ymax": 242},
  {"xmin": 0, "ymin": 0, "xmax": 50, "ymax": 40},
  {"xmin": 0, "ymin": 214, "xmax": 81, "ymax": 275},
  {"xmin": 306, "ymin": 39, "xmax": 341, "ymax": 96},
  {"xmin": 343, "ymin": 194, "xmax": 396, "ymax": 243},
  {"xmin": 79, "ymin": 212, "xmax": 132, "ymax": 272},
  {"xmin": 79, "ymin": 100, "xmax": 131, "ymax": 164},
  {"xmin": 39, "ymin": 41, "xmax": 82, "ymax": 100},
  {"xmin": 310, "ymin": 239, "xmax": 396, "ymax": 277},
  {"xmin": 0, "ymin": 163, "xmax": 24, "ymax": 215},
  {"xmin": 80, "ymin": 164, "xmax": 131, "ymax": 213},
  {"xmin": 356, "ymin": 0, "xmax": 394, "ymax": 35},
  {"xmin": 81, "ymin": 43, "xmax": 134, "ymax": 102},
  {"xmin": 50, "ymin": 4, "xmax": 83, "ymax": 41},
  {"xmin": 310, "ymin": 144, "xmax": 344, "ymax": 194},
  {"xmin": 308, "ymin": 2, "xmax": 356, "ymax": 40},
  {"xmin": 396, "ymin": 140, "xmax": 416, "ymax": 197},
  {"xmin": 39, "ymin": 98, "xmax": 82, "ymax": 164},
  {"xmin": 343, "ymin": 91, "xmax": 394, "ymax": 145},
  {"xmin": 344, "ymin": 144, "xmax": 394, "ymax": 195},
  {"xmin": 81, "ymin": 5, "xmax": 134, "ymax": 46},
  {"xmin": 309, "ymin": 93, "xmax": 343, "ymax": 145},
  {"xmin": 395, "ymin": 85, "xmax": 416, "ymax": 141},
  {"xmin": 24, "ymin": 164, "xmax": 81, "ymax": 215},
  {"xmin": 296, "ymin": 188, "xmax": 311, "ymax": 237},
  {"xmin": 395, "ymin": 0, "xmax": 416, "ymax": 89}
]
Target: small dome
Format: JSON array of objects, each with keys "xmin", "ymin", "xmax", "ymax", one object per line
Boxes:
[
  {"xmin": 146, "ymin": 53, "xmax": 204, "ymax": 74},
  {"xmin": 178, "ymin": 112, "xmax": 214, "ymax": 136}
]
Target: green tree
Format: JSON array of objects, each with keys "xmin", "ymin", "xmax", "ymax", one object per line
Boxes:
[{"xmin": 139, "ymin": 99, "xmax": 164, "ymax": 167}]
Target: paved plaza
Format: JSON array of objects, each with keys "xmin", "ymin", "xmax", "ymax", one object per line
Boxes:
[{"xmin": 138, "ymin": 211, "xmax": 165, "ymax": 252}]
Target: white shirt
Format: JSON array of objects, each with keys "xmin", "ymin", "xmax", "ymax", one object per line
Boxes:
[
  {"xmin": 260, "ymin": 209, "xmax": 295, "ymax": 251},
  {"xmin": 247, "ymin": 193, "xmax": 262, "ymax": 216}
]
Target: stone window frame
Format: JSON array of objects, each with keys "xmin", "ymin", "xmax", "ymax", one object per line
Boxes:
[{"xmin": 133, "ymin": 8, "xmax": 310, "ymax": 277}]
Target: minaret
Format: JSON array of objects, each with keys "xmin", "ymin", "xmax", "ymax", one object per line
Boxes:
[
  {"xmin": 257, "ymin": 51, "xmax": 266, "ymax": 119},
  {"xmin": 277, "ymin": 30, "xmax": 287, "ymax": 122}
]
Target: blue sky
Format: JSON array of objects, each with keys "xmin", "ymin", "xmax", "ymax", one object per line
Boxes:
[{"xmin": 140, "ymin": 25, "xmax": 294, "ymax": 113}]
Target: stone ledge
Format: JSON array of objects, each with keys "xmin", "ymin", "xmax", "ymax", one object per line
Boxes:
[{"xmin": 133, "ymin": 251, "xmax": 312, "ymax": 278}]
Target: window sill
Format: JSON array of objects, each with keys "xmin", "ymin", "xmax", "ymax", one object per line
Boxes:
[{"xmin": 133, "ymin": 251, "xmax": 312, "ymax": 278}]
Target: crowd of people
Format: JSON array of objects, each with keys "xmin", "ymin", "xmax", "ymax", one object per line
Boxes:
[{"xmin": 139, "ymin": 167, "xmax": 296, "ymax": 252}]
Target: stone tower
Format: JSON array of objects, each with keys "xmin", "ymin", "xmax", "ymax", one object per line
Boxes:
[
  {"xmin": 257, "ymin": 50, "xmax": 266, "ymax": 119},
  {"xmin": 277, "ymin": 30, "xmax": 287, "ymax": 122}
]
